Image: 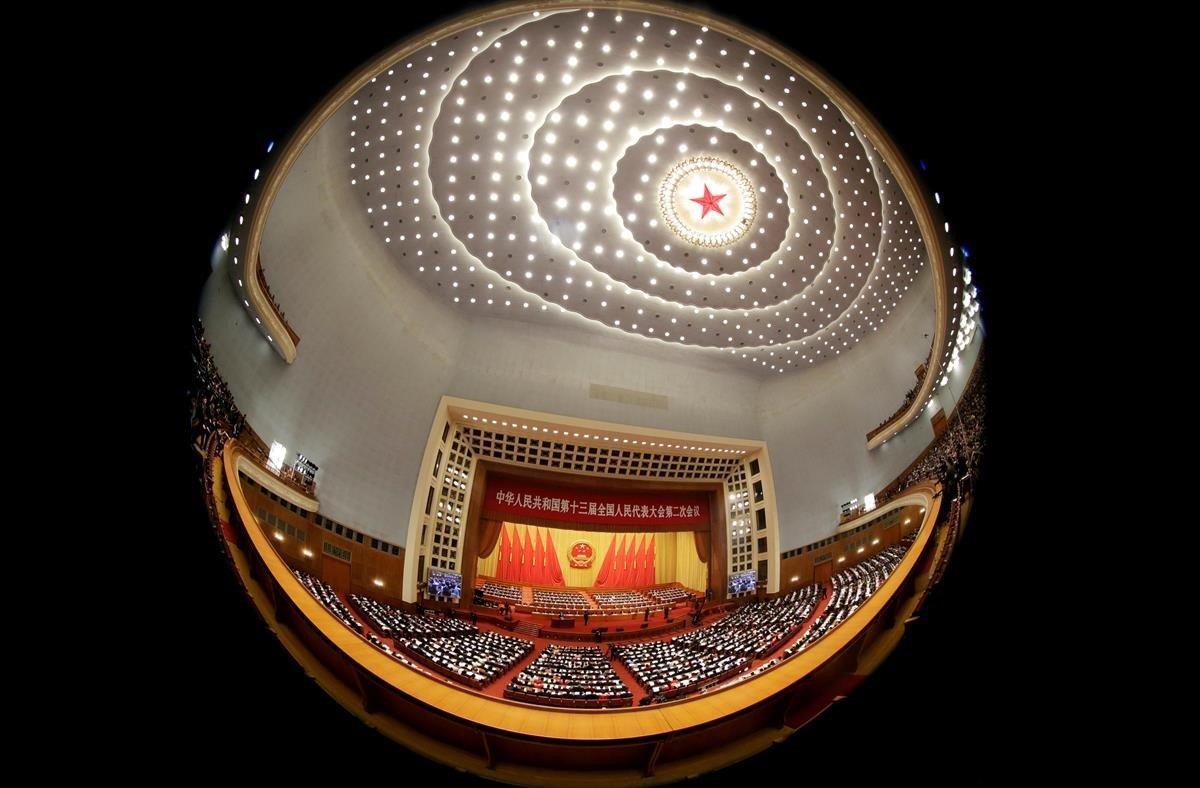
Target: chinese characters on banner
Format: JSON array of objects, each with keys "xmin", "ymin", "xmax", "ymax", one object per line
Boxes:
[{"xmin": 483, "ymin": 476, "xmax": 709, "ymax": 527}]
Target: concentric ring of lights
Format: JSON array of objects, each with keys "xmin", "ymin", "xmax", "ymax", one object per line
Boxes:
[
  {"xmin": 343, "ymin": 6, "xmax": 933, "ymax": 374},
  {"xmin": 657, "ymin": 156, "xmax": 756, "ymax": 248}
]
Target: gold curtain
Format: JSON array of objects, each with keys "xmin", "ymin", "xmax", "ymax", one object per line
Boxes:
[{"xmin": 477, "ymin": 523, "xmax": 708, "ymax": 591}]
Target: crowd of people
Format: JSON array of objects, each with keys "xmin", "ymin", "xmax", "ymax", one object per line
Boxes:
[
  {"xmin": 400, "ymin": 631, "xmax": 533, "ymax": 688},
  {"xmin": 897, "ymin": 374, "xmax": 986, "ymax": 497},
  {"xmin": 291, "ymin": 533, "xmax": 921, "ymax": 705},
  {"xmin": 784, "ymin": 540, "xmax": 912, "ymax": 656},
  {"xmin": 927, "ymin": 499, "xmax": 962, "ymax": 590},
  {"xmin": 611, "ymin": 583, "xmax": 822, "ymax": 702},
  {"xmin": 506, "ymin": 645, "xmax": 633, "ymax": 707},
  {"xmin": 673, "ymin": 583, "xmax": 823, "ymax": 658},
  {"xmin": 295, "ymin": 570, "xmax": 363, "ymax": 634},
  {"xmin": 350, "ymin": 594, "xmax": 477, "ymax": 638},
  {"xmin": 189, "ymin": 320, "xmax": 246, "ymax": 444},
  {"xmin": 614, "ymin": 640, "xmax": 748, "ymax": 701}
]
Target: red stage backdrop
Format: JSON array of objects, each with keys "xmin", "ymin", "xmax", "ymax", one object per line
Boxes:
[{"xmin": 484, "ymin": 475, "xmax": 709, "ymax": 528}]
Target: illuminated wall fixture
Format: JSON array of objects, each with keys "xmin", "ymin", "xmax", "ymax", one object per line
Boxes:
[
  {"xmin": 273, "ymin": 532, "xmax": 285, "ymax": 542},
  {"xmin": 790, "ymin": 575, "xmax": 800, "ymax": 582},
  {"xmin": 373, "ymin": 578, "xmax": 385, "ymax": 587},
  {"xmin": 871, "ymin": 538, "xmax": 880, "ymax": 545},
  {"xmin": 267, "ymin": 441, "xmax": 287, "ymax": 472},
  {"xmin": 302, "ymin": 548, "xmax": 314, "ymax": 558},
  {"xmin": 856, "ymin": 546, "xmax": 865, "ymax": 553},
  {"xmin": 945, "ymin": 266, "xmax": 980, "ymax": 383}
]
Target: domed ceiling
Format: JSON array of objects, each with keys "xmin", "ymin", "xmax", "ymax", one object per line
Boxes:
[{"xmin": 344, "ymin": 5, "xmax": 930, "ymax": 374}]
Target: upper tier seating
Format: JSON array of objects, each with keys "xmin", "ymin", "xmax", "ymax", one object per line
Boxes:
[
  {"xmin": 506, "ymin": 645, "xmax": 633, "ymax": 708},
  {"xmin": 190, "ymin": 320, "xmax": 246, "ymax": 441},
  {"xmin": 894, "ymin": 374, "xmax": 985, "ymax": 498},
  {"xmin": 785, "ymin": 541, "xmax": 912, "ymax": 656}
]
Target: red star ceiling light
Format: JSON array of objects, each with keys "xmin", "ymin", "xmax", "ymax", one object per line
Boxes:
[{"xmin": 690, "ymin": 184, "xmax": 727, "ymax": 219}]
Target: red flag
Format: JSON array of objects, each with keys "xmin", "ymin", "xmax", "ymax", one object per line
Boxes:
[
  {"xmin": 505, "ymin": 525, "xmax": 517, "ymax": 581},
  {"xmin": 635, "ymin": 535, "xmax": 649, "ymax": 587},
  {"xmin": 645, "ymin": 535, "xmax": 657, "ymax": 586},
  {"xmin": 497, "ymin": 525, "xmax": 511, "ymax": 581},
  {"xmin": 608, "ymin": 535, "xmax": 626, "ymax": 588},
  {"xmin": 616, "ymin": 535, "xmax": 634, "ymax": 587},
  {"xmin": 631, "ymin": 533, "xmax": 644, "ymax": 587},
  {"xmin": 534, "ymin": 529, "xmax": 546, "ymax": 585},
  {"xmin": 595, "ymin": 533, "xmax": 618, "ymax": 587},
  {"xmin": 515, "ymin": 526, "xmax": 525, "ymax": 583},
  {"xmin": 622, "ymin": 535, "xmax": 635, "ymax": 587},
  {"xmin": 544, "ymin": 529, "xmax": 565, "ymax": 587},
  {"xmin": 521, "ymin": 526, "xmax": 534, "ymax": 584}
]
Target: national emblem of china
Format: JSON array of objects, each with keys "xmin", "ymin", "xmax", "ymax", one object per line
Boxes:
[{"xmin": 568, "ymin": 540, "xmax": 595, "ymax": 569}]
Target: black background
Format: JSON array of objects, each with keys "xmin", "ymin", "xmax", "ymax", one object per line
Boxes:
[{"xmin": 150, "ymin": 2, "xmax": 1058, "ymax": 781}]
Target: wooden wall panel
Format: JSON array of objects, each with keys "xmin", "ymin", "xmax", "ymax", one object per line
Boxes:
[
  {"xmin": 931, "ymin": 408, "xmax": 948, "ymax": 438},
  {"xmin": 240, "ymin": 475, "xmax": 405, "ymax": 607},
  {"xmin": 777, "ymin": 504, "xmax": 923, "ymax": 591}
]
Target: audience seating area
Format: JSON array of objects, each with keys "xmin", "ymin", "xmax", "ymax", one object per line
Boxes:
[
  {"xmin": 190, "ymin": 321, "xmax": 246, "ymax": 443},
  {"xmin": 646, "ymin": 584, "xmax": 693, "ymax": 605},
  {"xmin": 399, "ymin": 631, "xmax": 534, "ymax": 689},
  {"xmin": 531, "ymin": 589, "xmax": 589, "ymax": 614},
  {"xmin": 295, "ymin": 570, "xmax": 363, "ymax": 634},
  {"xmin": 479, "ymin": 580, "xmax": 522, "ymax": 603},
  {"xmin": 505, "ymin": 645, "xmax": 633, "ymax": 708},
  {"xmin": 615, "ymin": 583, "xmax": 823, "ymax": 701},
  {"xmin": 475, "ymin": 578, "xmax": 699, "ymax": 616},
  {"xmin": 292, "ymin": 536, "xmax": 917, "ymax": 706},
  {"xmin": 673, "ymin": 583, "xmax": 823, "ymax": 658},
  {"xmin": 350, "ymin": 594, "xmax": 477, "ymax": 638},
  {"xmin": 590, "ymin": 590, "xmax": 654, "ymax": 612},
  {"xmin": 894, "ymin": 371, "xmax": 985, "ymax": 499},
  {"xmin": 615, "ymin": 639, "xmax": 748, "ymax": 701},
  {"xmin": 784, "ymin": 540, "xmax": 912, "ymax": 656}
]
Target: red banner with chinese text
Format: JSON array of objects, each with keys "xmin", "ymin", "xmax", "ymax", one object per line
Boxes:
[{"xmin": 483, "ymin": 476, "xmax": 709, "ymax": 528}]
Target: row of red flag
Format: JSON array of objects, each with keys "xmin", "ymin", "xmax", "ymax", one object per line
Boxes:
[
  {"xmin": 493, "ymin": 525, "xmax": 566, "ymax": 586},
  {"xmin": 491, "ymin": 525, "xmax": 658, "ymax": 588},
  {"xmin": 594, "ymin": 533, "xmax": 657, "ymax": 588}
]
